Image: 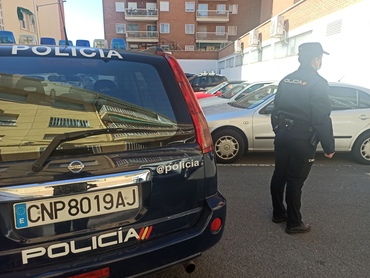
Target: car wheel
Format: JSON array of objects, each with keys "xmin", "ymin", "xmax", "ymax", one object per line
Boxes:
[
  {"xmin": 212, "ymin": 129, "xmax": 245, "ymax": 164},
  {"xmin": 351, "ymin": 131, "xmax": 370, "ymax": 165}
]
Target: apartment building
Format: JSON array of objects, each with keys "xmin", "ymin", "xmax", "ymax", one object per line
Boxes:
[
  {"xmin": 102, "ymin": 0, "xmax": 263, "ymax": 52},
  {"xmin": 102, "ymin": 0, "xmax": 369, "ymax": 89},
  {"xmin": 0, "ymin": 0, "xmax": 65, "ymax": 44}
]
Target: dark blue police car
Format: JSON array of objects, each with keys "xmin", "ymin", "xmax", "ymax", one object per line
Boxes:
[{"xmin": 0, "ymin": 44, "xmax": 226, "ymax": 277}]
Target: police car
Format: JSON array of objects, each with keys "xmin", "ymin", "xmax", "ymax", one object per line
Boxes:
[{"xmin": 0, "ymin": 44, "xmax": 226, "ymax": 277}]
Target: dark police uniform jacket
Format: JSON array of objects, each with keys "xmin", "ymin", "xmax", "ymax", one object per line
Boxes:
[{"xmin": 271, "ymin": 65, "xmax": 335, "ymax": 154}]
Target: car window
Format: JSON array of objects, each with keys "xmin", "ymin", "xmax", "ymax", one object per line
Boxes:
[
  {"xmin": 231, "ymin": 84, "xmax": 278, "ymax": 109},
  {"xmin": 328, "ymin": 86, "xmax": 357, "ymax": 110},
  {"xmin": 206, "ymin": 82, "xmax": 227, "ymax": 94},
  {"xmin": 221, "ymin": 83, "xmax": 249, "ymax": 99},
  {"xmin": 0, "ymin": 56, "xmax": 187, "ymax": 161},
  {"xmin": 327, "ymin": 86, "xmax": 370, "ymax": 110},
  {"xmin": 218, "ymin": 82, "xmax": 240, "ymax": 95},
  {"xmin": 359, "ymin": 90, "xmax": 370, "ymax": 108}
]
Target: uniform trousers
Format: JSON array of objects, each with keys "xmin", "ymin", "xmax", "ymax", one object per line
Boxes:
[{"xmin": 270, "ymin": 128, "xmax": 317, "ymax": 228}]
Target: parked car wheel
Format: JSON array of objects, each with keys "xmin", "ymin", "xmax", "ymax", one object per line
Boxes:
[
  {"xmin": 351, "ymin": 131, "xmax": 370, "ymax": 165},
  {"xmin": 212, "ymin": 129, "xmax": 245, "ymax": 163}
]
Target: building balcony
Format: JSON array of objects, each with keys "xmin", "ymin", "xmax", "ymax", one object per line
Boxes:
[
  {"xmin": 125, "ymin": 8, "xmax": 158, "ymax": 21},
  {"xmin": 196, "ymin": 10, "xmax": 229, "ymax": 23},
  {"xmin": 196, "ymin": 32, "xmax": 228, "ymax": 43},
  {"xmin": 126, "ymin": 31, "xmax": 159, "ymax": 43}
]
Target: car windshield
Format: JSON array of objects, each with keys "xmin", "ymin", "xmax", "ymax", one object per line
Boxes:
[
  {"xmin": 204, "ymin": 82, "xmax": 228, "ymax": 94},
  {"xmin": 229, "ymin": 84, "xmax": 278, "ymax": 109},
  {"xmin": 220, "ymin": 82, "xmax": 250, "ymax": 99}
]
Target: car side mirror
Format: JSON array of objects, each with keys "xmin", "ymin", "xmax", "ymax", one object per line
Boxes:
[{"xmin": 215, "ymin": 91, "xmax": 222, "ymax": 96}]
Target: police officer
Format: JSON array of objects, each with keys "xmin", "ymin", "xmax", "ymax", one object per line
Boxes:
[{"xmin": 270, "ymin": 42, "xmax": 335, "ymax": 234}]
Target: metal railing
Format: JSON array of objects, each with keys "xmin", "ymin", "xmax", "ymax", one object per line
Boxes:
[
  {"xmin": 126, "ymin": 31, "xmax": 159, "ymax": 40},
  {"xmin": 125, "ymin": 8, "xmax": 158, "ymax": 19},
  {"xmin": 196, "ymin": 32, "xmax": 228, "ymax": 42},
  {"xmin": 196, "ymin": 10, "xmax": 229, "ymax": 21}
]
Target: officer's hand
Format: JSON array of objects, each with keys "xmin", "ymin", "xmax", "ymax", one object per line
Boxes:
[{"xmin": 324, "ymin": 152, "xmax": 335, "ymax": 158}]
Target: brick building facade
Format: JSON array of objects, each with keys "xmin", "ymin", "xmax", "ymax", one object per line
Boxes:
[{"xmin": 102, "ymin": 0, "xmax": 263, "ymax": 52}]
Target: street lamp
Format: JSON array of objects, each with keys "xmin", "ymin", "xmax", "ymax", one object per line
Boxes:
[
  {"xmin": 35, "ymin": 0, "xmax": 69, "ymax": 45},
  {"xmin": 36, "ymin": 0, "xmax": 66, "ymax": 11}
]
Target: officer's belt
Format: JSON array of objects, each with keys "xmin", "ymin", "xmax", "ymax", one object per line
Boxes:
[{"xmin": 278, "ymin": 116, "xmax": 313, "ymax": 132}]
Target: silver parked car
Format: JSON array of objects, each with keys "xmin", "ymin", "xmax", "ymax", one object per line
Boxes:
[
  {"xmin": 204, "ymin": 82, "xmax": 370, "ymax": 164},
  {"xmin": 199, "ymin": 80, "xmax": 274, "ymax": 108}
]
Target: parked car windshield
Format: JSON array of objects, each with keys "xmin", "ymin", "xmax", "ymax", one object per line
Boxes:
[
  {"xmin": 230, "ymin": 84, "xmax": 278, "ymax": 109},
  {"xmin": 220, "ymin": 82, "xmax": 250, "ymax": 99}
]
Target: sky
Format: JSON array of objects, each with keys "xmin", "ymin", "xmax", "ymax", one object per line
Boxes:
[{"xmin": 63, "ymin": 0, "xmax": 105, "ymax": 45}]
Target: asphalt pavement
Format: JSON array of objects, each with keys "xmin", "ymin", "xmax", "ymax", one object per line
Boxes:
[{"xmin": 154, "ymin": 152, "xmax": 370, "ymax": 278}]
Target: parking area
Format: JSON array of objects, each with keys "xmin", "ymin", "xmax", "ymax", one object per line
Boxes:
[{"xmin": 155, "ymin": 154, "xmax": 370, "ymax": 277}]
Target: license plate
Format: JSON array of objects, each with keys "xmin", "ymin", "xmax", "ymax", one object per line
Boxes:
[{"xmin": 13, "ymin": 186, "xmax": 139, "ymax": 229}]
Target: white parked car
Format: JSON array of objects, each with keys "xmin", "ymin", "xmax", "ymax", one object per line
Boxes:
[
  {"xmin": 24, "ymin": 74, "xmax": 73, "ymax": 96},
  {"xmin": 204, "ymin": 82, "xmax": 370, "ymax": 164},
  {"xmin": 199, "ymin": 80, "xmax": 274, "ymax": 108}
]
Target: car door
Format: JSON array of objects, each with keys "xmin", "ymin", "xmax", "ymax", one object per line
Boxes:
[
  {"xmin": 328, "ymin": 85, "xmax": 370, "ymax": 151},
  {"xmin": 250, "ymin": 98, "xmax": 276, "ymax": 151}
]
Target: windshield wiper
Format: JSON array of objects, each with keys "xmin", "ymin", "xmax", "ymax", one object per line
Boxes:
[{"xmin": 32, "ymin": 128, "xmax": 151, "ymax": 172}]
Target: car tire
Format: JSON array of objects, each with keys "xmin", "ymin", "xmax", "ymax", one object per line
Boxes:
[
  {"xmin": 212, "ymin": 129, "xmax": 245, "ymax": 164},
  {"xmin": 351, "ymin": 131, "xmax": 370, "ymax": 165}
]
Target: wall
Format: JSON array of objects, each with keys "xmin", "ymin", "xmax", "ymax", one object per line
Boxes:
[
  {"xmin": 1, "ymin": 0, "xmax": 63, "ymax": 43},
  {"xmin": 218, "ymin": 0, "xmax": 370, "ymax": 88},
  {"xmin": 177, "ymin": 59, "xmax": 219, "ymax": 75}
]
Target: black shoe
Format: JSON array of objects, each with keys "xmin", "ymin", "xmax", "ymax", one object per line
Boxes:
[
  {"xmin": 272, "ymin": 214, "xmax": 288, "ymax": 223},
  {"xmin": 285, "ymin": 222, "xmax": 311, "ymax": 234}
]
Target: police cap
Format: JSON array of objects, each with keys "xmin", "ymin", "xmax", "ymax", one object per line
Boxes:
[{"xmin": 298, "ymin": 42, "xmax": 329, "ymax": 58}]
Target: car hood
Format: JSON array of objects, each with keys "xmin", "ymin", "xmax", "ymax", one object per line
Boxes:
[
  {"xmin": 199, "ymin": 96, "xmax": 229, "ymax": 107},
  {"xmin": 203, "ymin": 103, "xmax": 249, "ymax": 124}
]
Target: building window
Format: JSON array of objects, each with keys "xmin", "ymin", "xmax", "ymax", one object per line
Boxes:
[
  {"xmin": 160, "ymin": 23, "xmax": 170, "ymax": 34},
  {"xmin": 229, "ymin": 4, "xmax": 238, "ymax": 14},
  {"xmin": 116, "ymin": 23, "xmax": 126, "ymax": 34},
  {"xmin": 49, "ymin": 117, "xmax": 90, "ymax": 128},
  {"xmin": 217, "ymin": 4, "xmax": 226, "ymax": 14},
  {"xmin": 243, "ymin": 52, "xmax": 249, "ymax": 65},
  {"xmin": 185, "ymin": 45, "xmax": 194, "ymax": 51},
  {"xmin": 0, "ymin": 115, "xmax": 18, "ymax": 126},
  {"xmin": 17, "ymin": 7, "xmax": 35, "ymax": 31},
  {"xmin": 226, "ymin": 57, "xmax": 234, "ymax": 68},
  {"xmin": 20, "ymin": 15, "xmax": 26, "ymax": 29},
  {"xmin": 30, "ymin": 15, "xmax": 36, "ymax": 32},
  {"xmin": 128, "ymin": 24, "xmax": 139, "ymax": 31},
  {"xmin": 160, "ymin": 1, "xmax": 169, "ymax": 12},
  {"xmin": 261, "ymin": 45, "xmax": 272, "ymax": 61},
  {"xmin": 218, "ymin": 60, "xmax": 225, "ymax": 70},
  {"xmin": 185, "ymin": 2, "xmax": 195, "ymax": 12},
  {"xmin": 235, "ymin": 55, "xmax": 242, "ymax": 67},
  {"xmin": 115, "ymin": 2, "xmax": 125, "ymax": 12},
  {"xmin": 216, "ymin": 26, "xmax": 225, "ymax": 35},
  {"xmin": 228, "ymin": 26, "xmax": 237, "ymax": 36},
  {"xmin": 185, "ymin": 24, "xmax": 194, "ymax": 34},
  {"xmin": 249, "ymin": 49, "xmax": 259, "ymax": 64},
  {"xmin": 127, "ymin": 2, "xmax": 137, "ymax": 11}
]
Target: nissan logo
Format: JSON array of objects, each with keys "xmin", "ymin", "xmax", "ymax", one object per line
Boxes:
[{"xmin": 68, "ymin": 161, "xmax": 85, "ymax": 173}]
